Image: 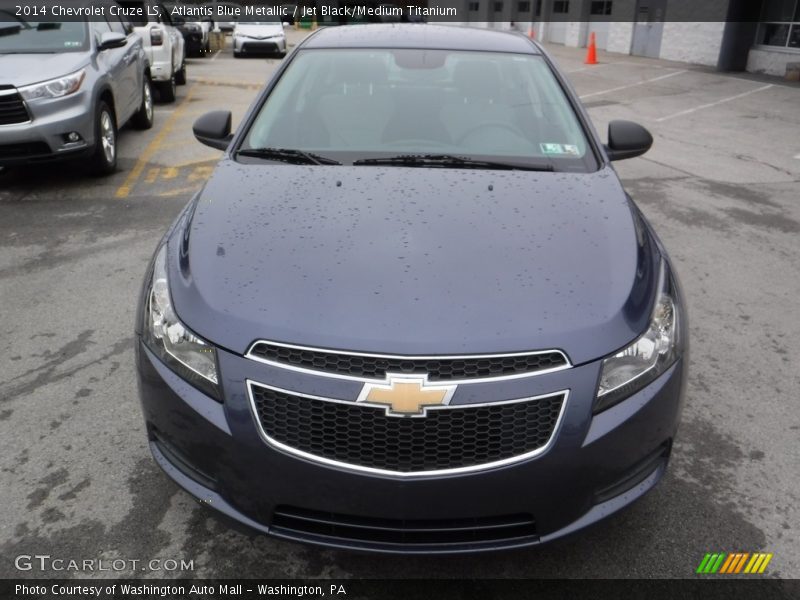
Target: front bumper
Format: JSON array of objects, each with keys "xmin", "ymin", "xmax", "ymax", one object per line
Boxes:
[
  {"xmin": 0, "ymin": 90, "xmax": 93, "ymax": 166},
  {"xmin": 136, "ymin": 338, "xmax": 685, "ymax": 554},
  {"xmin": 233, "ymin": 37, "xmax": 286, "ymax": 55}
]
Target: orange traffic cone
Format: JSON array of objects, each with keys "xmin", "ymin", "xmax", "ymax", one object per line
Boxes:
[
  {"xmin": 528, "ymin": 25, "xmax": 535, "ymax": 40},
  {"xmin": 585, "ymin": 32, "xmax": 598, "ymax": 65}
]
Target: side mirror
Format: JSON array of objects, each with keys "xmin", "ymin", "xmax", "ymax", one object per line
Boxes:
[
  {"xmin": 605, "ymin": 120, "xmax": 653, "ymax": 161},
  {"xmin": 193, "ymin": 110, "xmax": 233, "ymax": 150},
  {"xmin": 98, "ymin": 32, "xmax": 127, "ymax": 51},
  {"xmin": 282, "ymin": 21, "xmax": 290, "ymax": 27}
]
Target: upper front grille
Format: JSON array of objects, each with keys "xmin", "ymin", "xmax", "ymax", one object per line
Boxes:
[
  {"xmin": 0, "ymin": 88, "xmax": 29, "ymax": 125},
  {"xmin": 247, "ymin": 342, "xmax": 569, "ymax": 382},
  {"xmin": 249, "ymin": 382, "xmax": 566, "ymax": 475}
]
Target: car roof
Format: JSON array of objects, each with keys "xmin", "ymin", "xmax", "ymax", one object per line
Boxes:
[{"xmin": 302, "ymin": 24, "xmax": 541, "ymax": 54}]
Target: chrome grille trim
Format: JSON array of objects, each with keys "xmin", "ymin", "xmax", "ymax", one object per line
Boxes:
[{"xmin": 246, "ymin": 379, "xmax": 569, "ymax": 477}]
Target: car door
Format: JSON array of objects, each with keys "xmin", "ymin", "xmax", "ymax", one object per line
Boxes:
[
  {"xmin": 105, "ymin": 11, "xmax": 141, "ymax": 120},
  {"xmin": 91, "ymin": 18, "xmax": 130, "ymax": 122}
]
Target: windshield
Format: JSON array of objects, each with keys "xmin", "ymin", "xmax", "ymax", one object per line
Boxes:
[
  {"xmin": 0, "ymin": 14, "xmax": 89, "ymax": 54},
  {"xmin": 241, "ymin": 48, "xmax": 597, "ymax": 171}
]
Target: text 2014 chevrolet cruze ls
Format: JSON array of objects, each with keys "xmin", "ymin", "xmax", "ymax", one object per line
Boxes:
[{"xmin": 136, "ymin": 25, "xmax": 687, "ymax": 553}]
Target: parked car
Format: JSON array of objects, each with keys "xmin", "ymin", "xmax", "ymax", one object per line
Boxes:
[
  {"xmin": 173, "ymin": 14, "xmax": 211, "ymax": 57},
  {"xmin": 232, "ymin": 19, "xmax": 287, "ymax": 58},
  {"xmin": 166, "ymin": 1, "xmax": 213, "ymax": 56},
  {"xmin": 136, "ymin": 25, "xmax": 686, "ymax": 553},
  {"xmin": 118, "ymin": 0, "xmax": 186, "ymax": 102},
  {"xmin": 200, "ymin": 1, "xmax": 242, "ymax": 33},
  {"xmin": 0, "ymin": 3, "xmax": 153, "ymax": 174},
  {"xmin": 280, "ymin": 4, "xmax": 297, "ymax": 24}
]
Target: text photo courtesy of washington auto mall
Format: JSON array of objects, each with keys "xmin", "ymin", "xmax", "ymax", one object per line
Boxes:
[{"xmin": 1, "ymin": 0, "xmax": 799, "ymax": 598}]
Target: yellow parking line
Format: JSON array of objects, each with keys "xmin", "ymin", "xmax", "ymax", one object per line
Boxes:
[
  {"xmin": 158, "ymin": 185, "xmax": 201, "ymax": 197},
  {"xmin": 188, "ymin": 166, "xmax": 214, "ymax": 182},
  {"xmin": 191, "ymin": 77, "xmax": 260, "ymax": 90},
  {"xmin": 115, "ymin": 85, "xmax": 197, "ymax": 198},
  {"xmin": 162, "ymin": 167, "xmax": 179, "ymax": 180},
  {"xmin": 170, "ymin": 157, "xmax": 219, "ymax": 169},
  {"xmin": 144, "ymin": 167, "xmax": 160, "ymax": 183}
]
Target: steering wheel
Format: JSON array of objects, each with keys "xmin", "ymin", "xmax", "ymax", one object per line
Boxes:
[{"xmin": 458, "ymin": 122, "xmax": 523, "ymax": 145}]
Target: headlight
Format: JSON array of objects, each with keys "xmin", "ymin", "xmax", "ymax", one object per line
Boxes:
[
  {"xmin": 19, "ymin": 69, "xmax": 86, "ymax": 101},
  {"xmin": 595, "ymin": 259, "xmax": 682, "ymax": 413},
  {"xmin": 143, "ymin": 245, "xmax": 220, "ymax": 399}
]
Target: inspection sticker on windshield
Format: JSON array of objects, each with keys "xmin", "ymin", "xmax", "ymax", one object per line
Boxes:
[{"xmin": 540, "ymin": 143, "xmax": 580, "ymax": 156}]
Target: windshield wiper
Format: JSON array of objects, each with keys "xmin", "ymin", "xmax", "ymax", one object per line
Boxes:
[
  {"xmin": 236, "ymin": 147, "xmax": 341, "ymax": 165},
  {"xmin": 352, "ymin": 154, "xmax": 554, "ymax": 171}
]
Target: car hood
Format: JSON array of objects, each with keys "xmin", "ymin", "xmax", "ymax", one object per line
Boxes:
[
  {"xmin": 169, "ymin": 162, "xmax": 660, "ymax": 365},
  {"xmin": 0, "ymin": 53, "xmax": 88, "ymax": 87},
  {"xmin": 234, "ymin": 24, "xmax": 283, "ymax": 37}
]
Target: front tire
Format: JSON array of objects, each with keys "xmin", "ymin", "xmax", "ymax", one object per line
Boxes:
[
  {"xmin": 130, "ymin": 76, "xmax": 154, "ymax": 130},
  {"xmin": 88, "ymin": 101, "xmax": 117, "ymax": 175},
  {"xmin": 158, "ymin": 74, "xmax": 176, "ymax": 103}
]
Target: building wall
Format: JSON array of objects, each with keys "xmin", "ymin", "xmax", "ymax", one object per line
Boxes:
[
  {"xmin": 606, "ymin": 22, "xmax": 635, "ymax": 54},
  {"xmin": 564, "ymin": 21, "xmax": 588, "ymax": 46},
  {"xmin": 747, "ymin": 48, "xmax": 800, "ymax": 77},
  {"xmin": 459, "ymin": 0, "xmax": 799, "ymax": 77},
  {"xmin": 658, "ymin": 21, "xmax": 726, "ymax": 66}
]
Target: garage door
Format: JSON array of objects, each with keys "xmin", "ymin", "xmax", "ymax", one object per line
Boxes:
[
  {"xmin": 548, "ymin": 21, "xmax": 567, "ymax": 44},
  {"xmin": 547, "ymin": 0, "xmax": 569, "ymax": 44},
  {"xmin": 587, "ymin": 1, "xmax": 614, "ymax": 49}
]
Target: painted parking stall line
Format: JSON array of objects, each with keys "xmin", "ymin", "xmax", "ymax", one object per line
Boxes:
[
  {"xmin": 655, "ymin": 84, "xmax": 775, "ymax": 122},
  {"xmin": 565, "ymin": 63, "xmax": 613, "ymax": 74},
  {"xmin": 578, "ymin": 69, "xmax": 687, "ymax": 100}
]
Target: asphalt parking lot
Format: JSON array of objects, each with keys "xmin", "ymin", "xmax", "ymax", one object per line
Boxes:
[{"xmin": 1, "ymin": 28, "xmax": 799, "ymax": 579}]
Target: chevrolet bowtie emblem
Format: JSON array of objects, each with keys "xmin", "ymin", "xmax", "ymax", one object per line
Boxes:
[{"xmin": 356, "ymin": 374, "xmax": 457, "ymax": 417}]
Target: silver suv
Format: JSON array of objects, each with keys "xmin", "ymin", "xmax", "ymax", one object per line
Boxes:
[{"xmin": 0, "ymin": 4, "xmax": 154, "ymax": 174}]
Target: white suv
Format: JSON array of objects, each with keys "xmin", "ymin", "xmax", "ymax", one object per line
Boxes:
[{"xmin": 119, "ymin": 0, "xmax": 186, "ymax": 102}]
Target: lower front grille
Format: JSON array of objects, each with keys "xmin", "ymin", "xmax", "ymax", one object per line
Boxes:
[
  {"xmin": 271, "ymin": 505, "xmax": 538, "ymax": 550},
  {"xmin": 0, "ymin": 88, "xmax": 29, "ymax": 125},
  {"xmin": 249, "ymin": 382, "xmax": 566, "ymax": 475},
  {"xmin": 0, "ymin": 141, "xmax": 51, "ymax": 159},
  {"xmin": 241, "ymin": 41, "xmax": 279, "ymax": 52}
]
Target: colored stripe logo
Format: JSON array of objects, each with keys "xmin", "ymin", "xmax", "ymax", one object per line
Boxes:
[{"xmin": 696, "ymin": 552, "xmax": 773, "ymax": 574}]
